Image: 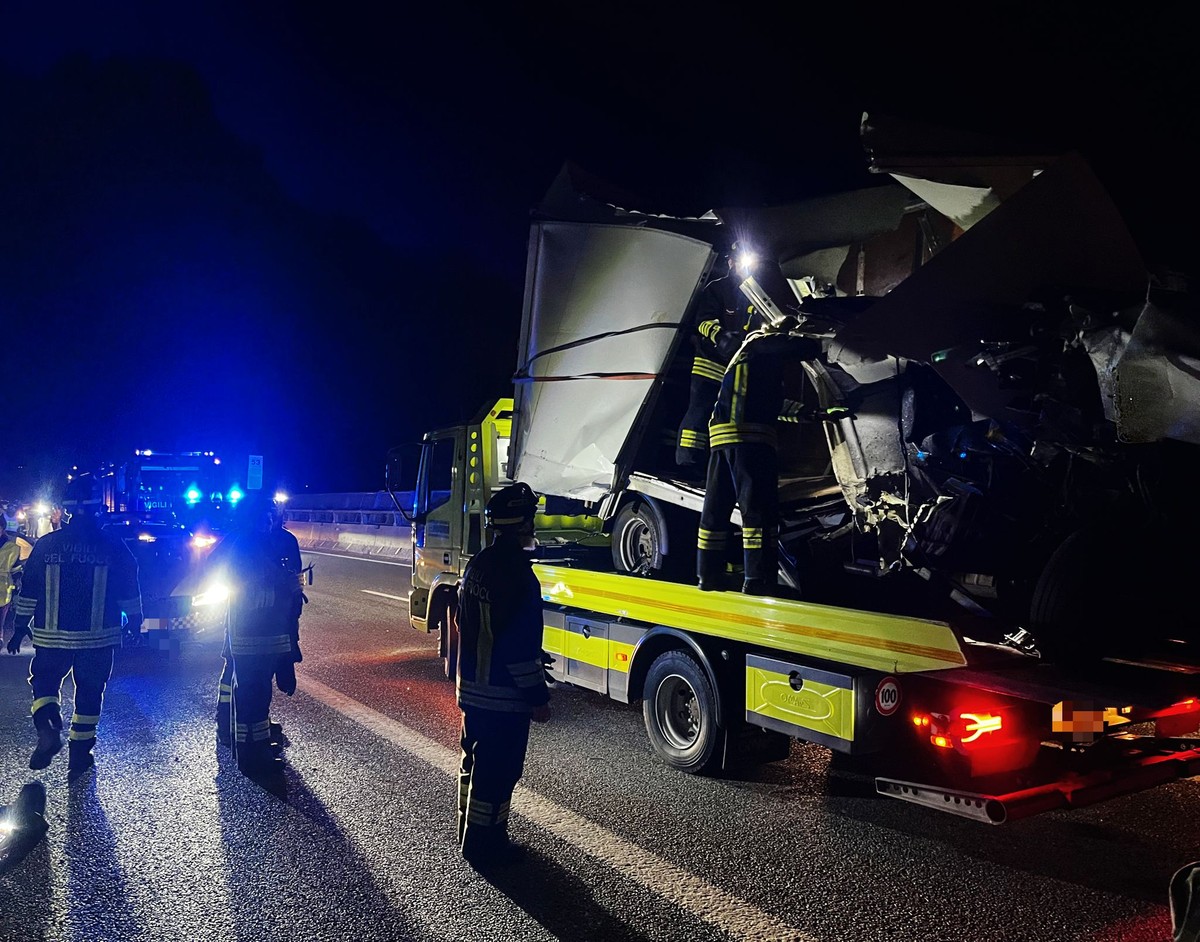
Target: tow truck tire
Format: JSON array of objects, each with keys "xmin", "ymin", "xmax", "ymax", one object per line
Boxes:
[
  {"xmin": 434, "ymin": 593, "xmax": 459, "ymax": 681},
  {"xmin": 612, "ymin": 500, "xmax": 668, "ymax": 576},
  {"xmin": 643, "ymin": 649, "xmax": 721, "ymax": 774}
]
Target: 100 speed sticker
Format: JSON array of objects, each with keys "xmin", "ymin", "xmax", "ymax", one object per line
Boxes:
[{"xmin": 875, "ymin": 676, "xmax": 902, "ymax": 716}]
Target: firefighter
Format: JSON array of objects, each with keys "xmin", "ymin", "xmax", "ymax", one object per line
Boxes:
[
  {"xmin": 455, "ymin": 481, "xmax": 551, "ymax": 866},
  {"xmin": 14, "ymin": 503, "xmax": 142, "ymax": 779},
  {"xmin": 697, "ymin": 317, "xmax": 824, "ymax": 594},
  {"xmin": 676, "ymin": 244, "xmax": 761, "ymax": 469},
  {"xmin": 210, "ymin": 493, "xmax": 303, "ymax": 777}
]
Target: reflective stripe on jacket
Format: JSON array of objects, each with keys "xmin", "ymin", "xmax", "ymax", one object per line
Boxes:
[{"xmin": 16, "ymin": 521, "xmax": 141, "ymax": 649}]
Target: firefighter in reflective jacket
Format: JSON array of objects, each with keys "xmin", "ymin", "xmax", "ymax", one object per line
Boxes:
[
  {"xmin": 676, "ymin": 248, "xmax": 760, "ymax": 468},
  {"xmin": 455, "ymin": 482, "xmax": 551, "ymax": 865},
  {"xmin": 14, "ymin": 504, "xmax": 142, "ymax": 778},
  {"xmin": 210, "ymin": 494, "xmax": 304, "ymax": 777},
  {"xmin": 698, "ymin": 319, "xmax": 824, "ymax": 594}
]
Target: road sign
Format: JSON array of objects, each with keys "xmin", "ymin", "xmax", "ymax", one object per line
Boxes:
[{"xmin": 248, "ymin": 455, "xmax": 263, "ymax": 490}]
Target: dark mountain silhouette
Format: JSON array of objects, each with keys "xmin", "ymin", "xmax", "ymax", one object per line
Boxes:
[{"xmin": 0, "ymin": 55, "xmax": 521, "ymax": 494}]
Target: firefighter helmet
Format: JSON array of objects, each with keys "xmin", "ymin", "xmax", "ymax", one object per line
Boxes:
[
  {"xmin": 236, "ymin": 492, "xmax": 278, "ymax": 532},
  {"xmin": 485, "ymin": 482, "xmax": 538, "ymax": 531}
]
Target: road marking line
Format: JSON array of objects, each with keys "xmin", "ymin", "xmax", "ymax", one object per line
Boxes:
[
  {"xmin": 302, "ymin": 550, "xmax": 412, "ymax": 567},
  {"xmin": 361, "ymin": 590, "xmax": 409, "ymax": 603},
  {"xmin": 297, "ymin": 675, "xmax": 811, "ymax": 942}
]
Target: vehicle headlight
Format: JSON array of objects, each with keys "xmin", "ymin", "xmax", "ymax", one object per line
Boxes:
[
  {"xmin": 192, "ymin": 582, "xmax": 230, "ymax": 607},
  {"xmin": 191, "ymin": 535, "xmax": 217, "ymax": 549}
]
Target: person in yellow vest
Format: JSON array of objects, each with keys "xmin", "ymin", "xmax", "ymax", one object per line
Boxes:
[{"xmin": 0, "ymin": 515, "xmax": 22, "ymax": 643}]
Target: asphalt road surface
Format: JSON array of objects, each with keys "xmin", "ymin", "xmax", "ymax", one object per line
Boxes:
[{"xmin": 2, "ymin": 549, "xmax": 1198, "ymax": 941}]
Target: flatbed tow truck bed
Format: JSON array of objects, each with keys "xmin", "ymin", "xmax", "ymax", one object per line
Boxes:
[{"xmin": 535, "ymin": 564, "xmax": 1200, "ymax": 824}]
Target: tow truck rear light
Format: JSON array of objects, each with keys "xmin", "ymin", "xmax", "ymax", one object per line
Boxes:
[
  {"xmin": 1154, "ymin": 698, "xmax": 1200, "ymax": 737},
  {"xmin": 914, "ymin": 711, "xmax": 1005, "ymax": 750},
  {"xmin": 959, "ymin": 713, "xmax": 1003, "ymax": 743}
]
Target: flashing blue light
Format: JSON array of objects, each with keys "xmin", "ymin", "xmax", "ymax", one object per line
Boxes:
[
  {"xmin": 915, "ymin": 450, "xmax": 929, "ymax": 461},
  {"xmin": 959, "ymin": 451, "xmax": 968, "ymax": 460},
  {"xmin": 185, "ymin": 486, "xmax": 202, "ymax": 505},
  {"xmin": 228, "ymin": 486, "xmax": 245, "ymax": 504}
]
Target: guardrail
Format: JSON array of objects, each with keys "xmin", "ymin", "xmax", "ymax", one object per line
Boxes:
[
  {"xmin": 283, "ymin": 491, "xmax": 413, "ymax": 562},
  {"xmin": 283, "ymin": 491, "xmax": 412, "ymax": 526}
]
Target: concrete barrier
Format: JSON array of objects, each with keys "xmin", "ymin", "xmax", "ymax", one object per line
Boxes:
[{"xmin": 286, "ymin": 519, "xmax": 412, "ymax": 564}]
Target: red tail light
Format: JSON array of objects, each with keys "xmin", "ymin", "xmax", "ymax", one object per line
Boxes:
[{"xmin": 913, "ymin": 711, "xmax": 1004, "ymax": 750}]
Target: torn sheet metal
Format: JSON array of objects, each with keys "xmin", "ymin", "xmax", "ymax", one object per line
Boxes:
[
  {"xmin": 1115, "ymin": 298, "xmax": 1200, "ymax": 445},
  {"xmin": 887, "ymin": 174, "xmax": 1000, "ymax": 231},
  {"xmin": 510, "ymin": 221, "xmax": 713, "ymax": 500},
  {"xmin": 836, "ymin": 153, "xmax": 1146, "ymax": 423}
]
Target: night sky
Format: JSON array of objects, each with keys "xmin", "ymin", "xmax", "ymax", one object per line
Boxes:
[{"xmin": 1, "ymin": 3, "xmax": 1193, "ymax": 498}]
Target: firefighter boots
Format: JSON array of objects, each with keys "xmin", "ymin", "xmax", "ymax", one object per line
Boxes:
[
  {"xmin": 67, "ymin": 740, "xmax": 96, "ymax": 783},
  {"xmin": 28, "ymin": 707, "xmax": 64, "ymax": 771}
]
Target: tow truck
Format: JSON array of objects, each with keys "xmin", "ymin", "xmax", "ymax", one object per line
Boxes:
[
  {"xmin": 389, "ymin": 397, "xmax": 1200, "ymax": 823},
  {"xmin": 387, "ymin": 122, "xmax": 1200, "ymax": 821}
]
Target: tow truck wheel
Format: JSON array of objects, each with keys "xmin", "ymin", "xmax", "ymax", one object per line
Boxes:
[
  {"xmin": 612, "ymin": 501, "xmax": 667, "ymax": 576},
  {"xmin": 436, "ymin": 594, "xmax": 459, "ymax": 681},
  {"xmin": 643, "ymin": 650, "xmax": 720, "ymax": 774}
]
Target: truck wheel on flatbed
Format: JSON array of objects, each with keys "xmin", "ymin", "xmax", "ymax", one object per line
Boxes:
[
  {"xmin": 1029, "ymin": 528, "xmax": 1131, "ymax": 666},
  {"xmin": 642, "ymin": 649, "xmax": 721, "ymax": 774},
  {"xmin": 613, "ymin": 500, "xmax": 667, "ymax": 576}
]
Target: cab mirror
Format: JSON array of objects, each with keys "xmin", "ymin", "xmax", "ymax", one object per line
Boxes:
[{"xmin": 385, "ymin": 444, "xmax": 420, "ymax": 523}]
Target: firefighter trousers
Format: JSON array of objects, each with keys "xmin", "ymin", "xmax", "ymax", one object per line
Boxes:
[
  {"xmin": 458, "ymin": 708, "xmax": 531, "ymax": 859},
  {"xmin": 29, "ymin": 644, "xmax": 115, "ymax": 751},
  {"xmin": 215, "ymin": 648, "xmax": 234, "ymax": 744},
  {"xmin": 229, "ymin": 652, "xmax": 276, "ymax": 763},
  {"xmin": 698, "ymin": 442, "xmax": 779, "ymax": 587},
  {"xmin": 676, "ymin": 374, "xmax": 719, "ymax": 466}
]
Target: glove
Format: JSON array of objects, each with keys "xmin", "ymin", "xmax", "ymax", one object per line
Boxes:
[
  {"xmin": 6, "ymin": 633, "xmax": 21, "ymax": 655},
  {"xmin": 540, "ymin": 650, "xmax": 556, "ymax": 682},
  {"xmin": 275, "ymin": 658, "xmax": 297, "ymax": 696},
  {"xmin": 714, "ymin": 328, "xmax": 743, "ymax": 361}
]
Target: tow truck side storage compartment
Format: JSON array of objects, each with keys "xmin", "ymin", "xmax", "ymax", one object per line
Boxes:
[{"xmin": 745, "ymin": 654, "xmax": 858, "ymax": 752}]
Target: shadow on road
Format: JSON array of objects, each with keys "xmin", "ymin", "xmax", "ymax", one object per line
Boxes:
[
  {"xmin": 476, "ymin": 845, "xmax": 655, "ymax": 942},
  {"xmin": 65, "ymin": 777, "xmax": 144, "ymax": 940},
  {"xmin": 215, "ymin": 752, "xmax": 423, "ymax": 942}
]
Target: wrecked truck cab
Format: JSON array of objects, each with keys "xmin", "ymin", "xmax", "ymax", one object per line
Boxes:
[{"xmin": 510, "ymin": 150, "xmax": 1198, "ymax": 667}]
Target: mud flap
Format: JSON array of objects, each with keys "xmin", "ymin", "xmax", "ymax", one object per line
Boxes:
[{"xmin": 721, "ymin": 721, "xmax": 792, "ymax": 771}]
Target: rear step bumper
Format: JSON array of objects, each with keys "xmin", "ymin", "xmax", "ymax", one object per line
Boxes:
[{"xmin": 877, "ymin": 740, "xmax": 1200, "ymax": 824}]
